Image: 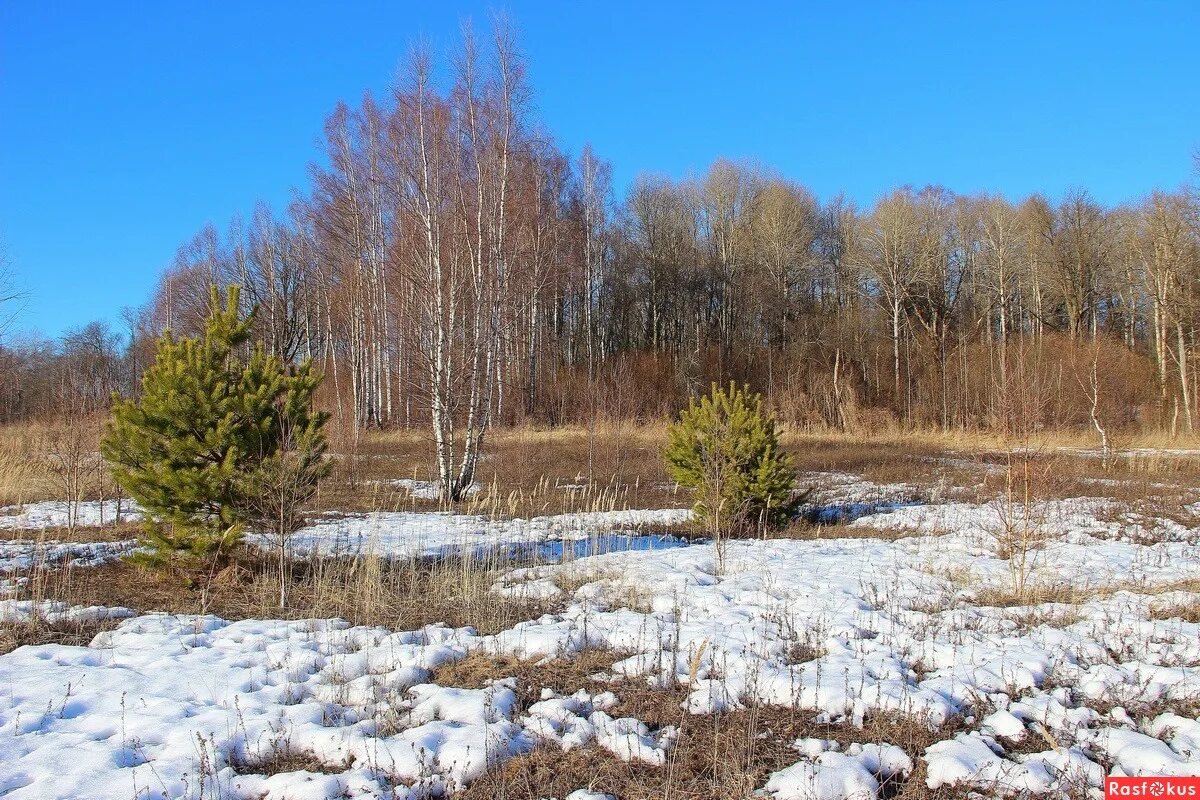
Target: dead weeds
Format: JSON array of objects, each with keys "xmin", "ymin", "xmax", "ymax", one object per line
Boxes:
[
  {"xmin": 0, "ymin": 617, "xmax": 124, "ymax": 655},
  {"xmin": 27, "ymin": 550, "xmax": 554, "ymax": 635},
  {"xmin": 461, "ymin": 674, "xmax": 971, "ymax": 800}
]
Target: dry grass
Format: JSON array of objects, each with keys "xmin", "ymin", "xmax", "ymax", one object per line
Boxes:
[
  {"xmin": 0, "ymin": 421, "xmax": 73, "ymax": 506},
  {"xmin": 0, "ymin": 521, "xmax": 142, "ymax": 543},
  {"xmin": 950, "ymin": 573, "xmax": 1091, "ymax": 609},
  {"xmin": 321, "ymin": 424, "xmax": 685, "ymax": 518},
  {"xmin": 785, "ymin": 427, "xmax": 1200, "ymax": 508},
  {"xmin": 772, "ymin": 519, "xmax": 917, "ymax": 542},
  {"xmin": 459, "ymin": 669, "xmax": 972, "ymax": 800},
  {"xmin": 325, "ymin": 425, "xmax": 1131, "ymax": 518},
  {"xmin": 0, "ymin": 616, "xmax": 125, "ymax": 655},
  {"xmin": 0, "ymin": 417, "xmax": 117, "ymax": 506},
  {"xmin": 433, "ymin": 647, "xmax": 634, "ymax": 708},
  {"xmin": 5, "ymin": 416, "xmax": 1200, "ymax": 520},
  {"xmin": 318, "ymin": 425, "xmax": 994, "ymax": 524},
  {"xmin": 228, "ymin": 745, "xmax": 354, "ymax": 777},
  {"xmin": 781, "ymin": 424, "xmax": 1200, "ymax": 455},
  {"xmin": 5, "ymin": 415, "xmax": 1200, "ymax": 496},
  {"xmin": 1149, "ymin": 598, "xmax": 1200, "ymax": 623},
  {"xmin": 429, "ymin": 645, "xmax": 979, "ymax": 800},
  {"xmin": 21, "ymin": 549, "xmax": 554, "ymax": 635}
]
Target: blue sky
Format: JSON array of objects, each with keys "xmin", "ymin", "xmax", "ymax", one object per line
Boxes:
[{"xmin": 2, "ymin": 1, "xmax": 1198, "ymax": 339}]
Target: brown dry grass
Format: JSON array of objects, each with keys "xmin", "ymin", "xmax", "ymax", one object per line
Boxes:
[
  {"xmin": 772, "ymin": 519, "xmax": 918, "ymax": 542},
  {"xmin": 430, "ymin": 646, "xmax": 976, "ymax": 800},
  {"xmin": 4, "ymin": 415, "xmax": 1200, "ymax": 493},
  {"xmin": 327, "ymin": 423, "xmax": 1200, "ymax": 523},
  {"xmin": 0, "ymin": 417, "xmax": 117, "ymax": 506},
  {"xmin": 228, "ymin": 746, "xmax": 354, "ymax": 777},
  {"xmin": 320, "ymin": 424, "xmax": 685, "ymax": 518},
  {"xmin": 0, "ymin": 616, "xmax": 125, "ymax": 655},
  {"xmin": 458, "ymin": 745, "xmax": 977, "ymax": 800},
  {"xmin": 433, "ymin": 647, "xmax": 634, "ymax": 708},
  {"xmin": 459, "ymin": 672, "xmax": 972, "ymax": 800},
  {"xmin": 21, "ymin": 549, "xmax": 553, "ymax": 635},
  {"xmin": 0, "ymin": 422, "xmax": 70, "ymax": 506},
  {"xmin": 782, "ymin": 424, "xmax": 1200, "ymax": 455},
  {"xmin": 5, "ymin": 416, "xmax": 1199, "ymax": 524},
  {"xmin": 968, "ymin": 583, "xmax": 1092, "ymax": 609},
  {"xmin": 319, "ymin": 426, "xmax": 985, "ymax": 524},
  {"xmin": 1150, "ymin": 598, "xmax": 1200, "ymax": 623},
  {"xmin": 0, "ymin": 521, "xmax": 142, "ymax": 543}
]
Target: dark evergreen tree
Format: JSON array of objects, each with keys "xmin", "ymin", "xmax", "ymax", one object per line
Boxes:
[{"xmin": 101, "ymin": 285, "xmax": 330, "ymax": 560}]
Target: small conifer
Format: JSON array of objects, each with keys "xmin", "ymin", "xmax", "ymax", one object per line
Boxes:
[
  {"xmin": 664, "ymin": 382, "xmax": 799, "ymax": 535},
  {"xmin": 101, "ymin": 285, "xmax": 330, "ymax": 560}
]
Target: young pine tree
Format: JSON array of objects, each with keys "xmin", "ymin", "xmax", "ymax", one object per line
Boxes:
[
  {"xmin": 664, "ymin": 382, "xmax": 799, "ymax": 537},
  {"xmin": 101, "ymin": 286, "xmax": 330, "ymax": 562},
  {"xmin": 242, "ymin": 370, "xmax": 331, "ymax": 607}
]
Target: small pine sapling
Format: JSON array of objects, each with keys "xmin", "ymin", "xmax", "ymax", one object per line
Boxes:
[
  {"xmin": 102, "ymin": 285, "xmax": 330, "ymax": 566},
  {"xmin": 664, "ymin": 382, "xmax": 800, "ymax": 539}
]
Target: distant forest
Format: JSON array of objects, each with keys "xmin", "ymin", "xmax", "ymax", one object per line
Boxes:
[{"xmin": 5, "ymin": 22, "xmax": 1199, "ymax": 440}]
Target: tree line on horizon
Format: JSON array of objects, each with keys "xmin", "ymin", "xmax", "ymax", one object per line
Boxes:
[{"xmin": 3, "ymin": 21, "xmax": 1199, "ymax": 453}]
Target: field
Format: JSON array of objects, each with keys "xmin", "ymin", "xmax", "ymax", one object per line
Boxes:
[{"xmin": 2, "ymin": 424, "xmax": 1200, "ymax": 799}]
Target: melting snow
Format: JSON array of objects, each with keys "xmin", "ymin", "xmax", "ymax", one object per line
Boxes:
[
  {"xmin": 3, "ymin": 481, "xmax": 1200, "ymax": 797},
  {"xmin": 0, "ymin": 539, "xmax": 138, "ymax": 572},
  {"xmin": 285, "ymin": 508, "xmax": 692, "ymax": 560},
  {"xmin": 0, "ymin": 500, "xmax": 142, "ymax": 529}
]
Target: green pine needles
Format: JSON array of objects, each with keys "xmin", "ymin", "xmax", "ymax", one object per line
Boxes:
[
  {"xmin": 101, "ymin": 285, "xmax": 330, "ymax": 562},
  {"xmin": 665, "ymin": 382, "xmax": 799, "ymax": 536}
]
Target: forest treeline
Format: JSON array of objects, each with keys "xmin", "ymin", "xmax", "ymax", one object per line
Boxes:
[{"xmin": 5, "ymin": 23, "xmax": 1199, "ymax": 443}]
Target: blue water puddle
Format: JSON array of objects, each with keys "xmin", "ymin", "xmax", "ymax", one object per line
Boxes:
[
  {"xmin": 534, "ymin": 533, "xmax": 692, "ymax": 560},
  {"xmin": 439, "ymin": 533, "xmax": 694, "ymax": 564},
  {"xmin": 429, "ymin": 502, "xmax": 922, "ymax": 565},
  {"xmin": 801, "ymin": 501, "xmax": 922, "ymax": 525}
]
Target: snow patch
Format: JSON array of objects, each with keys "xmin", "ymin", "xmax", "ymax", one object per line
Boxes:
[{"xmin": 0, "ymin": 500, "xmax": 142, "ymax": 530}]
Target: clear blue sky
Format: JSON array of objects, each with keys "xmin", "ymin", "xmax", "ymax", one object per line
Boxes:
[{"xmin": 2, "ymin": 1, "xmax": 1198, "ymax": 339}]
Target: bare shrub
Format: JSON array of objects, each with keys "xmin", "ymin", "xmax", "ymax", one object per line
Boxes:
[
  {"xmin": 989, "ymin": 451, "xmax": 1059, "ymax": 602},
  {"xmin": 42, "ymin": 425, "xmax": 102, "ymax": 531}
]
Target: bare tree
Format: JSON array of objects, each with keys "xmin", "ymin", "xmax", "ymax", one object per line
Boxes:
[{"xmin": 857, "ymin": 189, "xmax": 924, "ymax": 416}]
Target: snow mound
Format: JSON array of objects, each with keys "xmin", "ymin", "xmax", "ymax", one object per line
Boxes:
[{"xmin": 764, "ymin": 742, "xmax": 912, "ymax": 800}]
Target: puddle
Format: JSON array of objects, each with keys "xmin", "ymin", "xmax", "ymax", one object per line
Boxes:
[
  {"xmin": 535, "ymin": 533, "xmax": 691, "ymax": 560},
  {"xmin": 801, "ymin": 501, "xmax": 921, "ymax": 525},
  {"xmin": 446, "ymin": 533, "xmax": 693, "ymax": 564}
]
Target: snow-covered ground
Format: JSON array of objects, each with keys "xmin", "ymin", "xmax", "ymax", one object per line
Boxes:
[
  {"xmin": 0, "ymin": 538, "xmax": 139, "ymax": 573},
  {"xmin": 0, "ymin": 614, "xmax": 676, "ymax": 799},
  {"xmin": 0, "ymin": 499, "xmax": 691, "ymax": 564},
  {"xmin": 851, "ymin": 495, "xmax": 1200, "ymax": 548},
  {"xmin": 2, "ymin": 476, "xmax": 1200, "ymax": 798},
  {"xmin": 0, "ymin": 599, "xmax": 135, "ymax": 624},
  {"xmin": 0, "ymin": 499, "xmax": 142, "ymax": 530},
  {"xmin": 802, "ymin": 471, "xmax": 921, "ymax": 506},
  {"xmin": 0, "ymin": 502, "xmax": 144, "ymax": 591}
]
